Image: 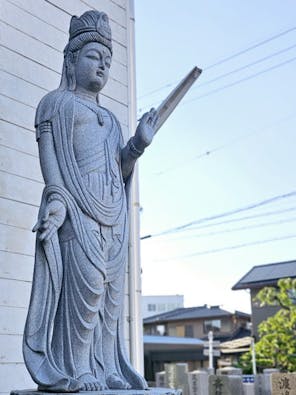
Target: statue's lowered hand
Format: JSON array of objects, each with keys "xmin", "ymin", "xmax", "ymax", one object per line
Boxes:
[
  {"xmin": 134, "ymin": 108, "xmax": 158, "ymax": 151},
  {"xmin": 33, "ymin": 199, "xmax": 66, "ymax": 242}
]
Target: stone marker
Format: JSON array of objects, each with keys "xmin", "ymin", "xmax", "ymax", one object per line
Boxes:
[
  {"xmin": 209, "ymin": 375, "xmax": 243, "ymax": 395},
  {"xmin": 175, "ymin": 363, "xmax": 189, "ymax": 395},
  {"xmin": 187, "ymin": 370, "xmax": 208, "ymax": 395},
  {"xmin": 271, "ymin": 373, "xmax": 296, "ymax": 395},
  {"xmin": 155, "ymin": 372, "xmax": 166, "ymax": 388},
  {"xmin": 255, "ymin": 373, "xmax": 272, "ymax": 395},
  {"xmin": 254, "ymin": 374, "xmax": 266, "ymax": 395},
  {"xmin": 165, "ymin": 364, "xmax": 177, "ymax": 389},
  {"xmin": 254, "ymin": 370, "xmax": 281, "ymax": 395},
  {"xmin": 264, "ymin": 369, "xmax": 280, "ymax": 375},
  {"xmin": 216, "ymin": 367, "xmax": 243, "ymax": 376},
  {"xmin": 243, "ymin": 383, "xmax": 255, "ymax": 395}
]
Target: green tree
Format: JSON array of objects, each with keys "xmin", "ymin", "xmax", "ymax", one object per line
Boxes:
[{"xmin": 240, "ymin": 278, "xmax": 296, "ymax": 372}]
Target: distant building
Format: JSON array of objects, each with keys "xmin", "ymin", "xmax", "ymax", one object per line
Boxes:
[
  {"xmin": 143, "ymin": 305, "xmax": 250, "ymax": 340},
  {"xmin": 142, "ymin": 294, "xmax": 184, "ymax": 319},
  {"xmin": 232, "ymin": 259, "xmax": 296, "ymax": 338},
  {"xmin": 143, "ymin": 305, "xmax": 250, "ymax": 380}
]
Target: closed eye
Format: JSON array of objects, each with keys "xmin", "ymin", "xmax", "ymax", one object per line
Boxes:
[{"xmin": 87, "ymin": 54, "xmax": 100, "ymax": 61}]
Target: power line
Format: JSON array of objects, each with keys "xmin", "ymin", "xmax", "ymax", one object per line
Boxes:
[
  {"xmin": 155, "ymin": 234, "xmax": 296, "ymax": 261},
  {"xmin": 140, "ymin": 55, "xmax": 296, "ymax": 114},
  {"xmin": 205, "ymin": 27, "xmax": 296, "ymax": 70},
  {"xmin": 183, "ymin": 56, "xmax": 296, "ymax": 105},
  {"xmin": 154, "ymin": 112, "xmax": 296, "ymax": 176},
  {"xmin": 169, "ymin": 215, "xmax": 296, "ymax": 241},
  {"xmin": 138, "ymin": 26, "xmax": 296, "ymax": 101},
  {"xmin": 179, "ymin": 206, "xmax": 296, "ymax": 233},
  {"xmin": 141, "ymin": 43, "xmax": 296, "ymax": 110},
  {"xmin": 140, "ymin": 190, "xmax": 296, "ymax": 239},
  {"xmin": 189, "ymin": 43, "xmax": 296, "ymax": 91}
]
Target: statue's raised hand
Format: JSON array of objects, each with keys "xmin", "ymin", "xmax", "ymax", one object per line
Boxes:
[
  {"xmin": 134, "ymin": 108, "xmax": 158, "ymax": 151},
  {"xmin": 33, "ymin": 199, "xmax": 66, "ymax": 242}
]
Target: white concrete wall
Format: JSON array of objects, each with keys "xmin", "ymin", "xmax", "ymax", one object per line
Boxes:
[
  {"xmin": 142, "ymin": 295, "xmax": 185, "ymax": 318},
  {"xmin": 0, "ymin": 0, "xmax": 132, "ymax": 392}
]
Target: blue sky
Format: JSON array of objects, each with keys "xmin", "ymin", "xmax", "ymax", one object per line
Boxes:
[{"xmin": 134, "ymin": 1, "xmax": 296, "ymax": 313}]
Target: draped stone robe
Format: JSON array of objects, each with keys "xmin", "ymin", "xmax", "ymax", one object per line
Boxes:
[{"xmin": 23, "ymin": 90, "xmax": 146, "ymax": 392}]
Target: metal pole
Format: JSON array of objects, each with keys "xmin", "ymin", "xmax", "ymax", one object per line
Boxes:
[
  {"xmin": 208, "ymin": 331, "xmax": 214, "ymax": 370},
  {"xmin": 251, "ymin": 338, "xmax": 257, "ymax": 375},
  {"xmin": 126, "ymin": 0, "xmax": 144, "ymax": 373}
]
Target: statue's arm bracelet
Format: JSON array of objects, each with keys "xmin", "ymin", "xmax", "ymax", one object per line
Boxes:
[
  {"xmin": 127, "ymin": 137, "xmax": 144, "ymax": 159},
  {"xmin": 36, "ymin": 121, "xmax": 52, "ymax": 141}
]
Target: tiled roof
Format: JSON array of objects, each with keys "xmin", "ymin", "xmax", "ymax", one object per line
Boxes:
[
  {"xmin": 232, "ymin": 260, "xmax": 296, "ymax": 290},
  {"xmin": 143, "ymin": 305, "xmax": 250, "ymax": 324},
  {"xmin": 143, "ymin": 335, "xmax": 204, "ymax": 346}
]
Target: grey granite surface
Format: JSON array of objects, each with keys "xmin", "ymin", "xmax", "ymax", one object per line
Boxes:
[
  {"xmin": 11, "ymin": 389, "xmax": 181, "ymax": 395},
  {"xmin": 22, "ymin": 9, "xmax": 158, "ymax": 393}
]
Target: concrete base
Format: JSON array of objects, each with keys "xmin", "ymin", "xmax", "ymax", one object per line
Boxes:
[{"xmin": 11, "ymin": 388, "xmax": 181, "ymax": 395}]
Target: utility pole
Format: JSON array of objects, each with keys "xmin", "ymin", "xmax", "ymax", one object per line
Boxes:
[
  {"xmin": 251, "ymin": 337, "xmax": 257, "ymax": 375},
  {"xmin": 203, "ymin": 331, "xmax": 220, "ymax": 372},
  {"xmin": 208, "ymin": 331, "xmax": 214, "ymax": 370}
]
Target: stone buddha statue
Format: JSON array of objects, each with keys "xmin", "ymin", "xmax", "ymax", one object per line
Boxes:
[{"xmin": 23, "ymin": 10, "xmax": 157, "ymax": 392}]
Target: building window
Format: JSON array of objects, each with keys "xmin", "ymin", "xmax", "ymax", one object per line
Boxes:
[
  {"xmin": 156, "ymin": 325, "xmax": 166, "ymax": 336},
  {"xmin": 157, "ymin": 303, "xmax": 166, "ymax": 312},
  {"xmin": 148, "ymin": 304, "xmax": 156, "ymax": 312},
  {"xmin": 176, "ymin": 325, "xmax": 185, "ymax": 337},
  {"xmin": 203, "ymin": 319, "xmax": 221, "ymax": 334},
  {"xmin": 185, "ymin": 324, "xmax": 194, "ymax": 338}
]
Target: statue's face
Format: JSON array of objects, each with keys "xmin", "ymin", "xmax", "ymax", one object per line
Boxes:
[{"xmin": 74, "ymin": 42, "xmax": 111, "ymax": 93}]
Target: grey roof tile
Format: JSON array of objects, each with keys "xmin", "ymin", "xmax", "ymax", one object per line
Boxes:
[
  {"xmin": 143, "ymin": 305, "xmax": 249, "ymax": 324},
  {"xmin": 232, "ymin": 260, "xmax": 296, "ymax": 290}
]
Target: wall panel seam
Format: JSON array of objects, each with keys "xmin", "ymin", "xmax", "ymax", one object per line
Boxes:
[
  {"xmin": 0, "ymin": 221, "xmax": 34, "ymax": 232},
  {"xmin": 0, "ymin": 249, "xmax": 34, "ymax": 258},
  {"xmin": 0, "ymin": 277, "xmax": 32, "ymax": 284},
  {"xmin": 0, "ymin": 44, "xmax": 60, "ymax": 75},
  {"xmin": 0, "ymin": 144, "xmax": 38, "ymax": 159},
  {"xmin": 0, "ymin": 196, "xmax": 39, "ymax": 209},
  {"xmin": 0, "ymin": 69, "xmax": 50, "ymax": 93},
  {"xmin": 0, "ymin": 93, "xmax": 36, "ymax": 110},
  {"xmin": 110, "ymin": 0, "xmax": 126, "ymax": 11},
  {"xmin": 0, "ymin": 169, "xmax": 43, "ymax": 185},
  {"xmin": 0, "ymin": 18, "xmax": 62, "ymax": 53},
  {"xmin": 0, "ymin": 118, "xmax": 34, "ymax": 133},
  {"xmin": 6, "ymin": 0, "xmax": 67, "ymax": 34}
]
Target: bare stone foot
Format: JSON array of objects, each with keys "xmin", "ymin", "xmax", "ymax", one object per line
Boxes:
[
  {"xmin": 106, "ymin": 373, "xmax": 131, "ymax": 389},
  {"xmin": 38, "ymin": 378, "xmax": 83, "ymax": 392},
  {"xmin": 78, "ymin": 373, "xmax": 105, "ymax": 391}
]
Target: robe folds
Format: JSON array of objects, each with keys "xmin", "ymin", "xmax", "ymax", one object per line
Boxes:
[{"xmin": 23, "ymin": 90, "xmax": 147, "ymax": 392}]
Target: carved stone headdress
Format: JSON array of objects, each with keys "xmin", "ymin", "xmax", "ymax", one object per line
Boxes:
[
  {"xmin": 60, "ymin": 10, "xmax": 112, "ymax": 91},
  {"xmin": 64, "ymin": 10, "xmax": 112, "ymax": 55}
]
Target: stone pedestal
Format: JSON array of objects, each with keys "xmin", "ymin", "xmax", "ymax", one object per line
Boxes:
[
  {"xmin": 175, "ymin": 363, "xmax": 189, "ymax": 395},
  {"xmin": 209, "ymin": 375, "xmax": 243, "ymax": 395},
  {"xmin": 216, "ymin": 367, "xmax": 242, "ymax": 376},
  {"xmin": 11, "ymin": 389, "xmax": 182, "ymax": 395},
  {"xmin": 188, "ymin": 371, "xmax": 208, "ymax": 395},
  {"xmin": 155, "ymin": 372, "xmax": 166, "ymax": 388},
  {"xmin": 271, "ymin": 373, "xmax": 296, "ymax": 395},
  {"xmin": 243, "ymin": 383, "xmax": 255, "ymax": 395},
  {"xmin": 164, "ymin": 364, "xmax": 177, "ymax": 388}
]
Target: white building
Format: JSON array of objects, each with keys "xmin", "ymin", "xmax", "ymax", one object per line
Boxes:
[
  {"xmin": 0, "ymin": 0, "xmax": 142, "ymax": 392},
  {"xmin": 142, "ymin": 295, "xmax": 184, "ymax": 319}
]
